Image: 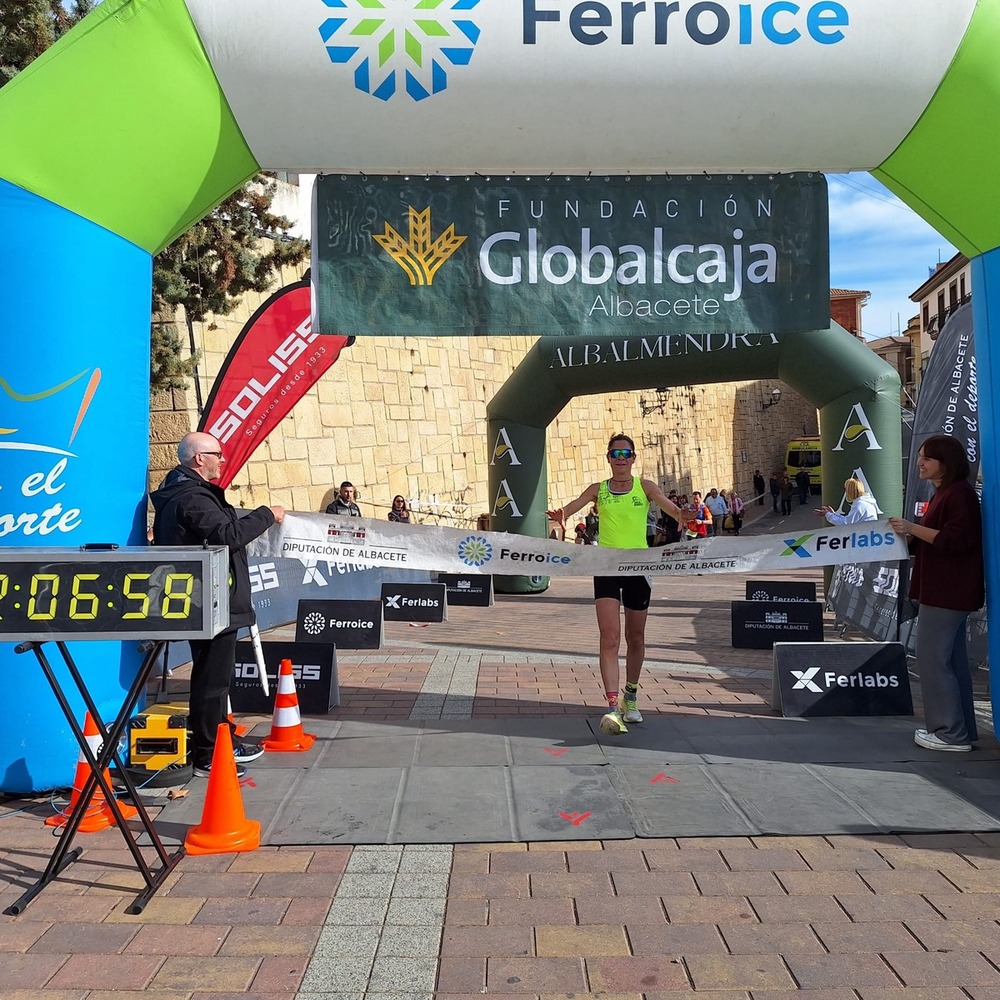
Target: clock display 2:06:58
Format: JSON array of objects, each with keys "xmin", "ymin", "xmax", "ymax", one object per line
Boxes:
[{"xmin": 0, "ymin": 561, "xmax": 202, "ymax": 630}]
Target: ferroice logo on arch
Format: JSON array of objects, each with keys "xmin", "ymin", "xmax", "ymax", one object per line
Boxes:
[
  {"xmin": 318, "ymin": 1, "xmax": 849, "ymax": 104},
  {"xmin": 319, "ymin": 0, "xmax": 482, "ymax": 103}
]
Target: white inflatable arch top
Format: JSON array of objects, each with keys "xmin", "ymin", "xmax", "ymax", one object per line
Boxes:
[{"xmin": 0, "ymin": 0, "xmax": 998, "ymax": 258}]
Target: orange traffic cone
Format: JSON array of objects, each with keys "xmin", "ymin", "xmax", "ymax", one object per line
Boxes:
[
  {"xmin": 46, "ymin": 712, "xmax": 137, "ymax": 832},
  {"xmin": 226, "ymin": 695, "xmax": 249, "ymax": 738},
  {"xmin": 261, "ymin": 659, "xmax": 316, "ymax": 752},
  {"xmin": 184, "ymin": 724, "xmax": 260, "ymax": 855}
]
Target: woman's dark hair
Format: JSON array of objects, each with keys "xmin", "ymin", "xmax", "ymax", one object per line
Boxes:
[
  {"xmin": 920, "ymin": 434, "xmax": 970, "ymax": 486},
  {"xmin": 607, "ymin": 433, "xmax": 635, "ymax": 452}
]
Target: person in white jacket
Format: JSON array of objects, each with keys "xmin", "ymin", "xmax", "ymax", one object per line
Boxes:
[{"xmin": 815, "ymin": 477, "xmax": 879, "ymax": 524}]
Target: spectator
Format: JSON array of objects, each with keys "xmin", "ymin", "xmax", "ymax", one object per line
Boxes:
[
  {"xmin": 753, "ymin": 469, "xmax": 766, "ymax": 506},
  {"xmin": 705, "ymin": 488, "xmax": 728, "ymax": 536},
  {"xmin": 684, "ymin": 491, "xmax": 711, "ymax": 538},
  {"xmin": 816, "ymin": 478, "xmax": 878, "ymax": 524},
  {"xmin": 769, "ymin": 473, "xmax": 780, "ymax": 513},
  {"xmin": 326, "ymin": 481, "xmax": 361, "ymax": 516},
  {"xmin": 151, "ymin": 432, "xmax": 283, "ymax": 778},
  {"xmin": 388, "ymin": 495, "xmax": 412, "ymax": 523},
  {"xmin": 729, "ymin": 488, "xmax": 746, "ymax": 535},
  {"xmin": 780, "ymin": 474, "xmax": 795, "ymax": 516},
  {"xmin": 584, "ymin": 505, "xmax": 599, "ymax": 544},
  {"xmin": 795, "ymin": 467, "xmax": 811, "ymax": 505},
  {"xmin": 889, "ymin": 435, "xmax": 984, "ymax": 752}
]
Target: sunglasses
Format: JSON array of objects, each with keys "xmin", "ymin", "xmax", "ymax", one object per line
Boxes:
[{"xmin": 608, "ymin": 448, "xmax": 635, "ymax": 460}]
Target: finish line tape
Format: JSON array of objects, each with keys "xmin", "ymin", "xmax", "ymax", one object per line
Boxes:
[{"xmin": 249, "ymin": 513, "xmax": 907, "ymax": 578}]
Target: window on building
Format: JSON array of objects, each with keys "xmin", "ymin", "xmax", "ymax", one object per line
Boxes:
[
  {"xmin": 922, "ymin": 302, "xmax": 930, "ymax": 329},
  {"xmin": 960, "ymin": 273, "xmax": 967, "ymax": 301},
  {"xmin": 937, "ymin": 291, "xmax": 946, "ymax": 322},
  {"xmin": 949, "ymin": 281, "xmax": 958, "ymax": 311}
]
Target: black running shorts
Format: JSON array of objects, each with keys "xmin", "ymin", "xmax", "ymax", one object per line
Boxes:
[{"xmin": 593, "ymin": 575, "xmax": 652, "ymax": 611}]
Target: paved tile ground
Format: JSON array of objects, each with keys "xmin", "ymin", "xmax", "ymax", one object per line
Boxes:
[{"xmin": 2, "ymin": 503, "xmax": 997, "ymax": 997}]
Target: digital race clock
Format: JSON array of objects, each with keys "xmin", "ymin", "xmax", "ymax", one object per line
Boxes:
[{"xmin": 0, "ymin": 547, "xmax": 230, "ymax": 641}]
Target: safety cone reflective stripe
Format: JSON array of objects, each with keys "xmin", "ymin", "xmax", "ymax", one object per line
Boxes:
[
  {"xmin": 184, "ymin": 723, "xmax": 260, "ymax": 855},
  {"xmin": 261, "ymin": 659, "xmax": 316, "ymax": 752},
  {"xmin": 46, "ymin": 712, "xmax": 137, "ymax": 832}
]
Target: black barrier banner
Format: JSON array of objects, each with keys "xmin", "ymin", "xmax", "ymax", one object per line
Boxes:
[
  {"xmin": 745, "ymin": 580, "xmax": 816, "ymax": 603},
  {"xmin": 381, "ymin": 583, "xmax": 447, "ymax": 622},
  {"xmin": 295, "ymin": 599, "xmax": 383, "ymax": 649},
  {"xmin": 730, "ymin": 601, "xmax": 824, "ymax": 650},
  {"xmin": 313, "ymin": 174, "xmax": 829, "ymax": 337},
  {"xmin": 438, "ymin": 574, "xmax": 494, "ymax": 607},
  {"xmin": 232, "ymin": 640, "xmax": 338, "ymax": 715},
  {"xmin": 826, "ymin": 560, "xmax": 902, "ymax": 644},
  {"xmin": 774, "ymin": 642, "xmax": 912, "ymax": 718}
]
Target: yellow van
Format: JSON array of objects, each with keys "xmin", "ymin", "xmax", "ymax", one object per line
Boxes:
[{"xmin": 785, "ymin": 437, "xmax": 822, "ymax": 492}]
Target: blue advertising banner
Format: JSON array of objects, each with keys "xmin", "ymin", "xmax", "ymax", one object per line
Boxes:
[
  {"xmin": 0, "ymin": 179, "xmax": 152, "ymax": 792},
  {"xmin": 313, "ymin": 173, "xmax": 829, "ymax": 337}
]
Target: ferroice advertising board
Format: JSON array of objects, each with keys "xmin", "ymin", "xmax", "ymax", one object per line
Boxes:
[
  {"xmin": 314, "ymin": 174, "xmax": 829, "ymax": 337},
  {"xmin": 295, "ymin": 599, "xmax": 384, "ymax": 649}
]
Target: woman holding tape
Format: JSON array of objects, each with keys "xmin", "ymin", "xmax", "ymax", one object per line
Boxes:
[{"xmin": 547, "ymin": 434, "xmax": 685, "ymax": 735}]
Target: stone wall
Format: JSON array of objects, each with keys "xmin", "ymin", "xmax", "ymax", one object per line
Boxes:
[{"xmin": 150, "ymin": 274, "xmax": 818, "ymax": 526}]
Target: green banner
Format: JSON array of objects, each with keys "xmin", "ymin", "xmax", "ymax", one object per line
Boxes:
[{"xmin": 313, "ymin": 174, "xmax": 829, "ymax": 337}]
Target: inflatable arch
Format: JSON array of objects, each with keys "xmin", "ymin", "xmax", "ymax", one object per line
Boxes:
[
  {"xmin": 487, "ymin": 326, "xmax": 902, "ymax": 592},
  {"xmin": 3, "ymin": 0, "xmax": 1000, "ymax": 789}
]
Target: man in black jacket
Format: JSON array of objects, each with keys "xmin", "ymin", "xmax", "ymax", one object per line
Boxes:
[{"xmin": 151, "ymin": 432, "xmax": 284, "ymax": 777}]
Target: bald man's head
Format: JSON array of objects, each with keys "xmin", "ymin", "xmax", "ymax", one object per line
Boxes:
[{"xmin": 178, "ymin": 432, "xmax": 225, "ymax": 482}]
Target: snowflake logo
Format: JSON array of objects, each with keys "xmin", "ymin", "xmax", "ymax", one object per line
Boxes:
[
  {"xmin": 319, "ymin": 0, "xmax": 482, "ymax": 103},
  {"xmin": 303, "ymin": 611, "xmax": 327, "ymax": 635},
  {"xmin": 458, "ymin": 535, "xmax": 493, "ymax": 567}
]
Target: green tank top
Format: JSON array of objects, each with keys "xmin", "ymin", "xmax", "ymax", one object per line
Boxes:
[{"xmin": 597, "ymin": 476, "xmax": 649, "ymax": 548}]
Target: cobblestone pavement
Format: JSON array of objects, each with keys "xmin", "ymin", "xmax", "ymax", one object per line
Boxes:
[{"xmin": 2, "ymin": 504, "xmax": 998, "ymax": 999}]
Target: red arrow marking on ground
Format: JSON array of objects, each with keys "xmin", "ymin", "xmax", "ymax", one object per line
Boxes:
[
  {"xmin": 239, "ymin": 777, "xmax": 257, "ymax": 789},
  {"xmin": 650, "ymin": 773, "xmax": 679, "ymax": 784},
  {"xmin": 544, "ymin": 747, "xmax": 569, "ymax": 757},
  {"xmin": 559, "ymin": 811, "xmax": 591, "ymax": 826}
]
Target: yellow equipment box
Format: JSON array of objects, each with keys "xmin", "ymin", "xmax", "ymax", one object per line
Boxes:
[{"xmin": 128, "ymin": 702, "xmax": 190, "ymax": 769}]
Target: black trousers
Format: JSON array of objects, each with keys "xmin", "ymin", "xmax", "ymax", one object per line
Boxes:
[{"xmin": 188, "ymin": 628, "xmax": 239, "ymax": 768}]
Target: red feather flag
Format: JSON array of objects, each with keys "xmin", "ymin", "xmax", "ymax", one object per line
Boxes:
[{"xmin": 198, "ymin": 280, "xmax": 351, "ymax": 488}]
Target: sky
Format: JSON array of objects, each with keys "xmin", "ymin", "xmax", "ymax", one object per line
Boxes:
[{"xmin": 827, "ymin": 173, "xmax": 957, "ymax": 342}]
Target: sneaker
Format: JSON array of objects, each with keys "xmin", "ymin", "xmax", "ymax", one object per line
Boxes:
[
  {"xmin": 234, "ymin": 742, "xmax": 265, "ymax": 764},
  {"xmin": 622, "ymin": 698, "xmax": 643, "ymax": 724},
  {"xmin": 194, "ymin": 761, "xmax": 248, "ymax": 778},
  {"xmin": 599, "ymin": 709, "xmax": 628, "ymax": 735},
  {"xmin": 914, "ymin": 729, "xmax": 972, "ymax": 752}
]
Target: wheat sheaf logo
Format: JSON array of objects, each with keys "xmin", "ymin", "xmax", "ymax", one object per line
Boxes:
[
  {"xmin": 375, "ymin": 206, "xmax": 466, "ymax": 285},
  {"xmin": 319, "ymin": 0, "xmax": 482, "ymax": 103}
]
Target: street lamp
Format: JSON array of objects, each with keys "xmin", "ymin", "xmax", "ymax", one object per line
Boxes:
[
  {"xmin": 761, "ymin": 387, "xmax": 782, "ymax": 410},
  {"xmin": 640, "ymin": 387, "xmax": 671, "ymax": 417}
]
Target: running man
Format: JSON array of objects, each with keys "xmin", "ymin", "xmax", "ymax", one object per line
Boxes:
[{"xmin": 546, "ymin": 434, "xmax": 685, "ymax": 735}]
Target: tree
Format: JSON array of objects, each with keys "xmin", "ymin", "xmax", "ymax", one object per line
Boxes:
[
  {"xmin": 151, "ymin": 176, "xmax": 309, "ymax": 392},
  {"xmin": 0, "ymin": 1, "xmax": 310, "ymax": 394},
  {"xmin": 0, "ymin": 0, "xmax": 93, "ymax": 84}
]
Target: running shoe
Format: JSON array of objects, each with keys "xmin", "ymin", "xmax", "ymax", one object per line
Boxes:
[
  {"xmin": 599, "ymin": 709, "xmax": 628, "ymax": 735},
  {"xmin": 234, "ymin": 742, "xmax": 265, "ymax": 764},
  {"xmin": 622, "ymin": 698, "xmax": 643, "ymax": 724},
  {"xmin": 194, "ymin": 761, "xmax": 248, "ymax": 778}
]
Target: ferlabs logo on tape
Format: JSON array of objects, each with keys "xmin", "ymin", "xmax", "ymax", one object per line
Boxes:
[
  {"xmin": 781, "ymin": 534, "xmax": 814, "ymax": 559},
  {"xmin": 458, "ymin": 535, "xmax": 493, "ymax": 567},
  {"xmin": 319, "ymin": 0, "xmax": 482, "ymax": 103}
]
